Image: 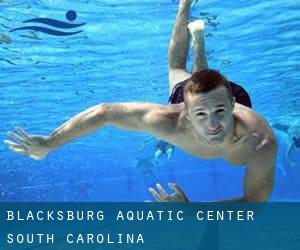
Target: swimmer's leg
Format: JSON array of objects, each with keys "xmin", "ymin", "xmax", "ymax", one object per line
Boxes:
[
  {"xmin": 188, "ymin": 20, "xmax": 208, "ymax": 73},
  {"xmin": 168, "ymin": 0, "xmax": 192, "ymax": 95}
]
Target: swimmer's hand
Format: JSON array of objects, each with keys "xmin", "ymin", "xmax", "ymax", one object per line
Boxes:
[
  {"xmin": 147, "ymin": 183, "xmax": 189, "ymax": 202},
  {"xmin": 4, "ymin": 127, "xmax": 51, "ymax": 160}
]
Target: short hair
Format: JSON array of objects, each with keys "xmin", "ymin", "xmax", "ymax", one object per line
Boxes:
[{"xmin": 183, "ymin": 69, "xmax": 233, "ymax": 105}]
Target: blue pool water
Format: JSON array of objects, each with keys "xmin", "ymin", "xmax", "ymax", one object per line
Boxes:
[{"xmin": 0, "ymin": 0, "xmax": 299, "ymax": 201}]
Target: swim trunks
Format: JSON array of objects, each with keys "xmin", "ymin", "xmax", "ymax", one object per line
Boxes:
[{"xmin": 168, "ymin": 79, "xmax": 252, "ymax": 108}]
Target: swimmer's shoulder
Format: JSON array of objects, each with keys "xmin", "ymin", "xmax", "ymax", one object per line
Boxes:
[
  {"xmin": 148, "ymin": 103, "xmax": 185, "ymax": 131},
  {"xmin": 233, "ymin": 103, "xmax": 275, "ymax": 145},
  {"xmin": 164, "ymin": 103, "xmax": 188, "ymax": 130}
]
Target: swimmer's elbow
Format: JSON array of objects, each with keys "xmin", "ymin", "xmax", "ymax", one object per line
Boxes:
[
  {"xmin": 92, "ymin": 103, "xmax": 120, "ymax": 125},
  {"xmin": 98, "ymin": 103, "xmax": 152, "ymax": 131},
  {"xmin": 76, "ymin": 103, "xmax": 111, "ymax": 127},
  {"xmin": 98, "ymin": 103, "xmax": 113, "ymax": 123}
]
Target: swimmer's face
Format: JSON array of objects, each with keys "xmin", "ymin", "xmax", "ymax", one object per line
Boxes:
[{"xmin": 185, "ymin": 86, "xmax": 234, "ymax": 145}]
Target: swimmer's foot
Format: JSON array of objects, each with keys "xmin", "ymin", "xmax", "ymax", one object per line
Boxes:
[
  {"xmin": 178, "ymin": 0, "xmax": 199, "ymax": 8},
  {"xmin": 179, "ymin": 0, "xmax": 192, "ymax": 8},
  {"xmin": 188, "ymin": 20, "xmax": 205, "ymax": 47}
]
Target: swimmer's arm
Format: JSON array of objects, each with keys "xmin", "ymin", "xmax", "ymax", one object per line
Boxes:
[
  {"xmin": 5, "ymin": 103, "xmax": 176, "ymax": 160},
  {"xmin": 242, "ymin": 135, "xmax": 277, "ymax": 202},
  {"xmin": 216, "ymin": 136, "xmax": 277, "ymax": 202},
  {"xmin": 48, "ymin": 103, "xmax": 174, "ymax": 147}
]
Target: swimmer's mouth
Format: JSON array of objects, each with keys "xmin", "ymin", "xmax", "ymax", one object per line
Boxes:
[{"xmin": 207, "ymin": 127, "xmax": 222, "ymax": 135}]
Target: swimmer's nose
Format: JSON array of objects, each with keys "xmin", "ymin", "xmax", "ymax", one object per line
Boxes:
[{"xmin": 207, "ymin": 116, "xmax": 219, "ymax": 130}]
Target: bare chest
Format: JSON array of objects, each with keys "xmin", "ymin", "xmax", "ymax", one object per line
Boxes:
[
  {"xmin": 174, "ymin": 134, "xmax": 253, "ymax": 165},
  {"xmin": 223, "ymin": 140, "xmax": 252, "ymax": 166}
]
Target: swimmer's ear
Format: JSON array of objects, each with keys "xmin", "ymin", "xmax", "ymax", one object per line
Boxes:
[{"xmin": 231, "ymin": 97, "xmax": 236, "ymax": 108}]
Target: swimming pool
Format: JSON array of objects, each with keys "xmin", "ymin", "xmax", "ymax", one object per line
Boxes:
[{"xmin": 0, "ymin": 0, "xmax": 299, "ymax": 201}]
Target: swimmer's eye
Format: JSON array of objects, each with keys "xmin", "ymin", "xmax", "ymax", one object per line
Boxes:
[
  {"xmin": 215, "ymin": 109, "xmax": 225, "ymax": 114},
  {"xmin": 196, "ymin": 112, "xmax": 207, "ymax": 117}
]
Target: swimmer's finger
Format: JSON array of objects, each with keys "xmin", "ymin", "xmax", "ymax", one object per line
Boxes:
[
  {"xmin": 15, "ymin": 127, "xmax": 31, "ymax": 140},
  {"xmin": 4, "ymin": 139, "xmax": 25, "ymax": 149},
  {"xmin": 8, "ymin": 145, "xmax": 27, "ymax": 155},
  {"xmin": 4, "ymin": 140, "xmax": 27, "ymax": 153},
  {"xmin": 7, "ymin": 131, "xmax": 29, "ymax": 145},
  {"xmin": 156, "ymin": 183, "xmax": 168, "ymax": 199},
  {"xmin": 30, "ymin": 155, "xmax": 42, "ymax": 160},
  {"xmin": 12, "ymin": 148, "xmax": 27, "ymax": 155},
  {"xmin": 168, "ymin": 183, "xmax": 188, "ymax": 200},
  {"xmin": 148, "ymin": 187, "xmax": 162, "ymax": 202},
  {"xmin": 4, "ymin": 139, "xmax": 16, "ymax": 147}
]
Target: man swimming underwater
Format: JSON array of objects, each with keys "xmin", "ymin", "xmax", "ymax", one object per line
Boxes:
[{"xmin": 4, "ymin": 0, "xmax": 277, "ymax": 202}]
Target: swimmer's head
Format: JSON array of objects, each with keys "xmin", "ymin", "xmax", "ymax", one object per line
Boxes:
[
  {"xmin": 183, "ymin": 69, "xmax": 235, "ymax": 145},
  {"xmin": 292, "ymin": 136, "xmax": 300, "ymax": 148}
]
